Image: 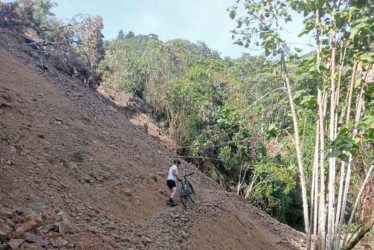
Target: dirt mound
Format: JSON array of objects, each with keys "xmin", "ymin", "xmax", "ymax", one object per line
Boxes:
[{"xmin": 0, "ymin": 33, "xmax": 305, "ymax": 250}]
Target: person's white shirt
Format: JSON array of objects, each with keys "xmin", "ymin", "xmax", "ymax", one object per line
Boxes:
[{"xmin": 167, "ymin": 165, "xmax": 178, "ymax": 181}]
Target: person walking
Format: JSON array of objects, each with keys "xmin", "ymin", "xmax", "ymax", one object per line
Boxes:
[{"xmin": 166, "ymin": 159, "xmax": 182, "ymax": 207}]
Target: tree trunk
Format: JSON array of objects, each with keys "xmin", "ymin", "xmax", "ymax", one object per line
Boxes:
[
  {"xmin": 333, "ymin": 161, "xmax": 346, "ymax": 250},
  {"xmin": 318, "ymin": 90, "xmax": 327, "ymax": 249},
  {"xmin": 281, "ymin": 56, "xmax": 310, "ymax": 240},
  {"xmin": 310, "ymin": 121, "xmax": 319, "ymax": 249},
  {"xmin": 338, "ymin": 72, "xmax": 368, "ymax": 248},
  {"xmin": 327, "ymin": 6, "xmax": 337, "ymax": 248}
]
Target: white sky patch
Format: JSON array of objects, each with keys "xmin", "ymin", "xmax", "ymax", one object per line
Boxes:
[
  {"xmin": 141, "ymin": 12, "xmax": 162, "ymax": 34},
  {"xmin": 50, "ymin": 0, "xmax": 312, "ymax": 58}
]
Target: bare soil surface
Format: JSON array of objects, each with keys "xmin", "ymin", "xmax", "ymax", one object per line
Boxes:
[{"xmin": 0, "ymin": 32, "xmax": 305, "ymax": 250}]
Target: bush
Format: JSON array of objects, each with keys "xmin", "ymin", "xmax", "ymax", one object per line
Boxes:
[{"xmin": 0, "ymin": 2, "xmax": 26, "ymax": 31}]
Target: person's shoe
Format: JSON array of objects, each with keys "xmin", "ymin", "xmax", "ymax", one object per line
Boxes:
[
  {"xmin": 167, "ymin": 200, "xmax": 176, "ymax": 207},
  {"xmin": 169, "ymin": 202, "xmax": 176, "ymax": 207}
]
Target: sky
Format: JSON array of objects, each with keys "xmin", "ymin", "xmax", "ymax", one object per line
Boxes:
[{"xmin": 46, "ymin": 1, "xmax": 314, "ymax": 58}]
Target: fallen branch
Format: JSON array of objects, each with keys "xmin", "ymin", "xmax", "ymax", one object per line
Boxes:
[
  {"xmin": 177, "ymin": 155, "xmax": 223, "ymax": 161},
  {"xmin": 342, "ymin": 214, "xmax": 374, "ymax": 250}
]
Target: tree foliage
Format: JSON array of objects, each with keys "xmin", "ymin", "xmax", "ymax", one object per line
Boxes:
[
  {"xmin": 230, "ymin": 0, "xmax": 374, "ymax": 249},
  {"xmin": 0, "ymin": 0, "xmax": 105, "ymax": 87},
  {"xmin": 99, "ymin": 32, "xmax": 308, "ymax": 228}
]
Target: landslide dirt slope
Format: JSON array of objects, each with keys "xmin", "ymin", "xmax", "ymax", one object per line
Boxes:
[{"xmin": 0, "ymin": 33, "xmax": 305, "ymax": 250}]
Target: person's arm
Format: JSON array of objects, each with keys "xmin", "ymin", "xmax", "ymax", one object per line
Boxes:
[{"xmin": 172, "ymin": 169, "xmax": 181, "ymax": 181}]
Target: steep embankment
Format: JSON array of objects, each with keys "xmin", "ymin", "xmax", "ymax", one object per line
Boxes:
[{"xmin": 0, "ymin": 33, "xmax": 305, "ymax": 250}]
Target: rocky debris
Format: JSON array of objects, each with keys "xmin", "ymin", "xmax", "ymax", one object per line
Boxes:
[
  {"xmin": 100, "ymin": 235, "xmax": 119, "ymax": 248},
  {"xmin": 24, "ymin": 232, "xmax": 46, "ymax": 246},
  {"xmin": 159, "ymin": 189, "xmax": 168, "ymax": 196},
  {"xmin": 150, "ymin": 173, "xmax": 158, "ymax": 182},
  {"xmin": 52, "ymin": 237, "xmax": 68, "ymax": 248},
  {"xmin": 0, "ymin": 102, "xmax": 12, "ymax": 108},
  {"xmin": 85, "ymin": 225, "xmax": 102, "ymax": 234},
  {"xmin": 0, "ymin": 223, "xmax": 13, "ymax": 236},
  {"xmin": 5, "ymin": 160, "xmax": 13, "ymax": 165},
  {"xmin": 10, "ymin": 220, "xmax": 38, "ymax": 238},
  {"xmin": 82, "ymin": 175, "xmax": 95, "ymax": 184},
  {"xmin": 181, "ymin": 231, "xmax": 188, "ymax": 239},
  {"xmin": 8, "ymin": 239, "xmax": 25, "ymax": 249},
  {"xmin": 123, "ymin": 188, "xmax": 132, "ymax": 197},
  {"xmin": 58, "ymin": 217, "xmax": 74, "ymax": 234},
  {"xmin": 142, "ymin": 236, "xmax": 152, "ymax": 244},
  {"xmin": 54, "ymin": 118, "xmax": 63, "ymax": 125},
  {"xmin": 67, "ymin": 162, "xmax": 78, "ymax": 170},
  {"xmin": 0, "ymin": 206, "xmax": 74, "ymax": 249}
]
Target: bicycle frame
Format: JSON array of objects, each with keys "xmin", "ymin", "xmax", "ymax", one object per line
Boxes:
[
  {"xmin": 179, "ymin": 172, "xmax": 195, "ymax": 207},
  {"xmin": 182, "ymin": 176, "xmax": 191, "ymax": 198}
]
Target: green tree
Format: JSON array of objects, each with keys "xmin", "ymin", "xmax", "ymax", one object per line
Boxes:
[
  {"xmin": 117, "ymin": 29, "xmax": 125, "ymax": 40},
  {"xmin": 126, "ymin": 31, "xmax": 135, "ymax": 39},
  {"xmin": 230, "ymin": 0, "xmax": 374, "ymax": 249}
]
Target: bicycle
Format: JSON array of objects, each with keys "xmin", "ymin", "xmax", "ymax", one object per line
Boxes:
[{"xmin": 179, "ymin": 172, "xmax": 197, "ymax": 207}]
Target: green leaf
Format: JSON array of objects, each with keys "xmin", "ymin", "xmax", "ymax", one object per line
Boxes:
[
  {"xmin": 358, "ymin": 52, "xmax": 374, "ymax": 62},
  {"xmin": 349, "ymin": 22, "xmax": 369, "ymax": 41},
  {"xmin": 268, "ymin": 123, "xmax": 277, "ymax": 131},
  {"xmin": 293, "ymin": 90, "xmax": 306, "ymax": 100},
  {"xmin": 328, "ymin": 150, "xmax": 341, "ymax": 158},
  {"xmin": 300, "ymin": 95, "xmax": 317, "ymax": 106},
  {"xmin": 354, "ymin": 78, "xmax": 362, "ymax": 88},
  {"xmin": 237, "ymin": 20, "xmax": 243, "ymax": 28},
  {"xmin": 229, "ymin": 9, "xmax": 236, "ymax": 19},
  {"xmin": 339, "ymin": 154, "xmax": 349, "ymax": 162}
]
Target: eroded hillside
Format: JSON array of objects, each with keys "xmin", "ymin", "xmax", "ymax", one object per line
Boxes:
[{"xmin": 0, "ymin": 33, "xmax": 305, "ymax": 250}]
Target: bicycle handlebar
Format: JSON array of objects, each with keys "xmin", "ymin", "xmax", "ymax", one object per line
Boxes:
[{"xmin": 184, "ymin": 172, "xmax": 195, "ymax": 177}]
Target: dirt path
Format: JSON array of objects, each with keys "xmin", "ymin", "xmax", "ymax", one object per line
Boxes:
[{"xmin": 0, "ymin": 33, "xmax": 305, "ymax": 250}]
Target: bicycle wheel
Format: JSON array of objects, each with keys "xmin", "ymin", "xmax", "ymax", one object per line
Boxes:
[
  {"xmin": 188, "ymin": 183, "xmax": 197, "ymax": 203},
  {"xmin": 179, "ymin": 185, "xmax": 189, "ymax": 207}
]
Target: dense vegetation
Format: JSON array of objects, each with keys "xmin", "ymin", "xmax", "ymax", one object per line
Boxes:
[
  {"xmin": 99, "ymin": 34, "xmax": 309, "ymax": 227},
  {"xmin": 99, "ymin": 2, "xmax": 374, "ymax": 248},
  {"xmin": 0, "ymin": 0, "xmax": 372, "ymax": 249},
  {"xmin": 229, "ymin": 1, "xmax": 373, "ymax": 249}
]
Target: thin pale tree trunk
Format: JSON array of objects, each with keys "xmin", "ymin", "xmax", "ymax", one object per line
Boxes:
[
  {"xmin": 334, "ymin": 42, "xmax": 346, "ymax": 130},
  {"xmin": 281, "ymin": 56, "xmax": 310, "ymax": 240},
  {"xmin": 318, "ymin": 90, "xmax": 327, "ymax": 250},
  {"xmin": 315, "ymin": 7, "xmax": 327, "ymax": 249},
  {"xmin": 310, "ymin": 121, "xmax": 319, "ymax": 249},
  {"xmin": 237, "ymin": 163, "xmax": 250, "ymax": 195},
  {"xmin": 327, "ymin": 6, "xmax": 338, "ymax": 248},
  {"xmin": 244, "ymin": 173, "xmax": 258, "ymax": 199},
  {"xmin": 345, "ymin": 60, "xmax": 358, "ymax": 122},
  {"xmin": 339, "ymin": 60, "xmax": 357, "ymax": 124},
  {"xmin": 333, "ymin": 161, "xmax": 346, "ymax": 250},
  {"xmin": 332, "ymin": 45, "xmax": 347, "ymax": 246},
  {"xmin": 337, "ymin": 70, "xmax": 368, "ymax": 249}
]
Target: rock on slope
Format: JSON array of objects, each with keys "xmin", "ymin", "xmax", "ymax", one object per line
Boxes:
[{"xmin": 0, "ymin": 33, "xmax": 305, "ymax": 250}]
